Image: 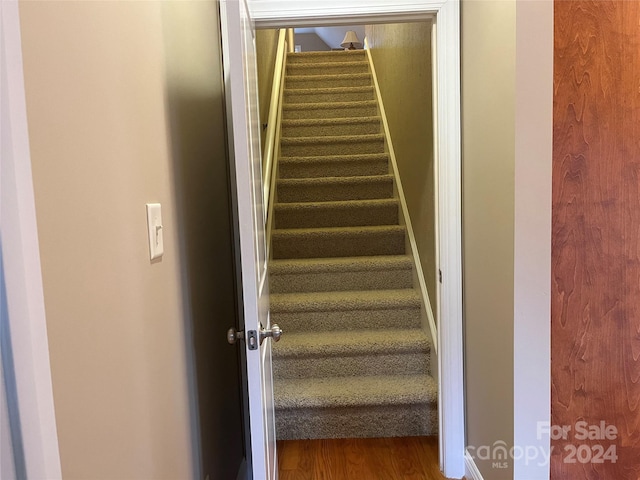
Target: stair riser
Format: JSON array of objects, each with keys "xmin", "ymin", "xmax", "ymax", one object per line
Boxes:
[
  {"xmin": 273, "ymin": 350, "xmax": 429, "ymax": 379},
  {"xmin": 282, "ymin": 121, "xmax": 380, "ymax": 137},
  {"xmin": 272, "ymin": 230, "xmax": 405, "ymax": 259},
  {"xmin": 281, "ymin": 140, "xmax": 384, "ymax": 157},
  {"xmin": 277, "ymin": 180, "xmax": 393, "ymax": 203},
  {"xmin": 275, "ymin": 404, "xmax": 438, "ymax": 440},
  {"xmin": 285, "ymin": 89, "xmax": 374, "ymax": 104},
  {"xmin": 287, "ymin": 63, "xmax": 369, "ymax": 75},
  {"xmin": 275, "ymin": 203, "xmax": 398, "ymax": 229},
  {"xmin": 279, "ymin": 158, "xmax": 389, "ymax": 179},
  {"xmin": 283, "ymin": 104, "xmax": 378, "ymax": 120},
  {"xmin": 286, "ymin": 76, "xmax": 372, "ymax": 89},
  {"xmin": 269, "ymin": 268, "xmax": 413, "ymax": 293},
  {"xmin": 287, "ymin": 53, "xmax": 366, "ymax": 64},
  {"xmin": 271, "ymin": 307, "xmax": 421, "ymax": 332}
]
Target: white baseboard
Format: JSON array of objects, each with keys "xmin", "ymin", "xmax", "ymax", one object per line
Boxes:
[{"xmin": 464, "ymin": 450, "xmax": 484, "ymax": 480}]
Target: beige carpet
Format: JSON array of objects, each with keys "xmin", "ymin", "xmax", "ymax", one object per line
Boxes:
[{"xmin": 270, "ymin": 49, "xmax": 437, "ymax": 440}]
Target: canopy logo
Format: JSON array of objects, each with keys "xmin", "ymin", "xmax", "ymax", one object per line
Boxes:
[{"xmin": 467, "ymin": 421, "xmax": 619, "ymax": 470}]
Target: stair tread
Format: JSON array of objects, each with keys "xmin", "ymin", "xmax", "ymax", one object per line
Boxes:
[
  {"xmin": 273, "ymin": 328, "xmax": 430, "ymax": 357},
  {"xmin": 281, "ymin": 134, "xmax": 384, "ymax": 145},
  {"xmin": 281, "ymin": 116, "xmax": 381, "ymax": 127},
  {"xmin": 277, "ymin": 174, "xmax": 392, "ymax": 186},
  {"xmin": 275, "ymin": 198, "xmax": 397, "ymax": 210},
  {"xmin": 269, "ymin": 255, "xmax": 413, "ymax": 274},
  {"xmin": 288, "ymin": 51, "xmax": 365, "ymax": 58},
  {"xmin": 283, "ymin": 100, "xmax": 377, "ymax": 110},
  {"xmin": 285, "ymin": 86, "xmax": 373, "ymax": 94},
  {"xmin": 270, "ymin": 288, "xmax": 421, "ymax": 312},
  {"xmin": 274, "ymin": 374, "xmax": 437, "ymax": 409},
  {"xmin": 273, "ymin": 224, "xmax": 404, "ymax": 236},
  {"xmin": 288, "ymin": 61, "xmax": 368, "ymax": 68},
  {"xmin": 288, "ymin": 72, "xmax": 370, "ymax": 79},
  {"xmin": 279, "ymin": 152, "xmax": 388, "ymax": 163}
]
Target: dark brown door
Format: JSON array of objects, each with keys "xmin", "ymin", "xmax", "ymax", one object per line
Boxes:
[{"xmin": 165, "ymin": 11, "xmax": 250, "ymax": 476}]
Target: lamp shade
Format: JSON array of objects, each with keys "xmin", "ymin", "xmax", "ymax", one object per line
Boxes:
[{"xmin": 340, "ymin": 31, "xmax": 362, "ymax": 49}]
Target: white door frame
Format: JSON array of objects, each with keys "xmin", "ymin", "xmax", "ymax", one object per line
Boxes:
[
  {"xmin": 248, "ymin": 1, "xmax": 464, "ymax": 478},
  {"xmin": 1, "ymin": 1, "xmax": 62, "ymax": 478},
  {"xmin": 220, "ymin": 1, "xmax": 278, "ymax": 479}
]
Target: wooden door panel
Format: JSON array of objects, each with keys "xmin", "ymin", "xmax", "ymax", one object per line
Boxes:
[{"xmin": 552, "ymin": 1, "xmax": 640, "ymax": 477}]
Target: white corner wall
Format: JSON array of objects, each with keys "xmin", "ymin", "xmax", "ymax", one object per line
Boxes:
[
  {"xmin": 1, "ymin": 2, "xmax": 62, "ymax": 478},
  {"xmin": 514, "ymin": 0, "xmax": 552, "ymax": 478},
  {"xmin": 16, "ymin": 1, "xmax": 207, "ymax": 477},
  {"xmin": 462, "ymin": 0, "xmax": 515, "ymax": 478}
]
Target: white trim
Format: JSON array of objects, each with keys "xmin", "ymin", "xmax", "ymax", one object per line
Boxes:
[
  {"xmin": 364, "ymin": 39, "xmax": 438, "ymax": 356},
  {"xmin": 432, "ymin": 2, "xmax": 464, "ymax": 478},
  {"xmin": 0, "ymin": 1, "xmax": 62, "ymax": 478},
  {"xmin": 265, "ymin": 32, "xmax": 288, "ymax": 261},
  {"xmin": 464, "ymin": 450, "xmax": 485, "ymax": 480},
  {"xmin": 250, "ymin": 1, "xmax": 464, "ymax": 478},
  {"xmin": 250, "ymin": 1, "xmax": 441, "ymax": 27},
  {"xmin": 262, "ymin": 29, "xmax": 287, "ymax": 213},
  {"xmin": 220, "ymin": 1, "xmax": 277, "ymax": 478}
]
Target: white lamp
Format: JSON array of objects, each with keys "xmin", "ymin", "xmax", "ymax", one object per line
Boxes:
[{"xmin": 340, "ymin": 31, "xmax": 362, "ymax": 50}]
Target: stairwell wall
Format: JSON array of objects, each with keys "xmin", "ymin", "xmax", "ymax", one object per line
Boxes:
[
  {"xmin": 256, "ymin": 29, "xmax": 280, "ymax": 161},
  {"xmin": 294, "ymin": 33, "xmax": 331, "ymax": 52},
  {"xmin": 364, "ymin": 22, "xmax": 437, "ymax": 317}
]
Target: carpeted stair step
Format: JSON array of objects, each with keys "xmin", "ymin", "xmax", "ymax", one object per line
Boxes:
[
  {"xmin": 287, "ymin": 61, "xmax": 369, "ymax": 76},
  {"xmin": 269, "ymin": 46, "xmax": 436, "ymax": 443},
  {"xmin": 282, "ymin": 117, "xmax": 381, "ymax": 138},
  {"xmin": 274, "ymin": 198, "xmax": 399, "ymax": 229},
  {"xmin": 280, "ymin": 134, "xmax": 385, "ymax": 157},
  {"xmin": 287, "ymin": 50, "xmax": 366, "ymax": 64},
  {"xmin": 277, "ymin": 175, "xmax": 393, "ymax": 203},
  {"xmin": 271, "ymin": 225, "xmax": 405, "ymax": 259},
  {"xmin": 283, "ymin": 100, "xmax": 378, "ymax": 120},
  {"xmin": 278, "ymin": 153, "xmax": 389, "ymax": 179},
  {"xmin": 274, "ymin": 375, "xmax": 438, "ymax": 439},
  {"xmin": 269, "ymin": 256, "xmax": 414, "ymax": 294},
  {"xmin": 269, "ymin": 288, "xmax": 421, "ymax": 332},
  {"xmin": 286, "ymin": 73, "xmax": 372, "ymax": 89},
  {"xmin": 285, "ymin": 86, "xmax": 375, "ymax": 104},
  {"xmin": 272, "ymin": 329, "xmax": 430, "ymax": 379}
]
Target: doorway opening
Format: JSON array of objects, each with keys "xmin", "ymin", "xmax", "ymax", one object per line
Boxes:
[
  {"xmin": 255, "ymin": 19, "xmax": 449, "ymax": 479},
  {"xmin": 220, "ymin": 1, "xmax": 463, "ymax": 477},
  {"xmin": 249, "ymin": 6, "xmax": 463, "ymax": 476}
]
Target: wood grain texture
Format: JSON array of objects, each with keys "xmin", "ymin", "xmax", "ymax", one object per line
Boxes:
[
  {"xmin": 552, "ymin": 1, "xmax": 640, "ymax": 478},
  {"xmin": 277, "ymin": 436, "xmax": 454, "ymax": 480}
]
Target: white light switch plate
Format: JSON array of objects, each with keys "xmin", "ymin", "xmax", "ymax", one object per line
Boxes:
[{"xmin": 146, "ymin": 203, "xmax": 164, "ymax": 260}]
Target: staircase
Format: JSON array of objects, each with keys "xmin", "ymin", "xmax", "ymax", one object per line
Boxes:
[{"xmin": 269, "ymin": 50, "xmax": 437, "ymax": 440}]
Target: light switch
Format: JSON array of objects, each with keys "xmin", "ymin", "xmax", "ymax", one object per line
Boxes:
[{"xmin": 146, "ymin": 203, "xmax": 164, "ymax": 260}]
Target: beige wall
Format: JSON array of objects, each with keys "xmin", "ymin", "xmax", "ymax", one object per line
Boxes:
[
  {"xmin": 365, "ymin": 22, "xmax": 437, "ymax": 317},
  {"xmin": 18, "ymin": 1, "xmax": 228, "ymax": 477},
  {"xmin": 256, "ymin": 28, "xmax": 280, "ymax": 154},
  {"xmin": 462, "ymin": 0, "xmax": 516, "ymax": 478}
]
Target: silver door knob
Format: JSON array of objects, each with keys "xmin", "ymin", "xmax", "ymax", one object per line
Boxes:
[
  {"xmin": 259, "ymin": 323, "xmax": 283, "ymax": 345},
  {"xmin": 227, "ymin": 327, "xmax": 244, "ymax": 344}
]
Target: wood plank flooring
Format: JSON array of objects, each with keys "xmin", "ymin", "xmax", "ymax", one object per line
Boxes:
[{"xmin": 277, "ymin": 436, "xmax": 457, "ymax": 480}]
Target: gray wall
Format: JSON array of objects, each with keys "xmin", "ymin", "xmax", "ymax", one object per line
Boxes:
[
  {"xmin": 365, "ymin": 22, "xmax": 437, "ymax": 318},
  {"xmin": 462, "ymin": 0, "xmax": 516, "ymax": 478},
  {"xmin": 294, "ymin": 32, "xmax": 331, "ymax": 52}
]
